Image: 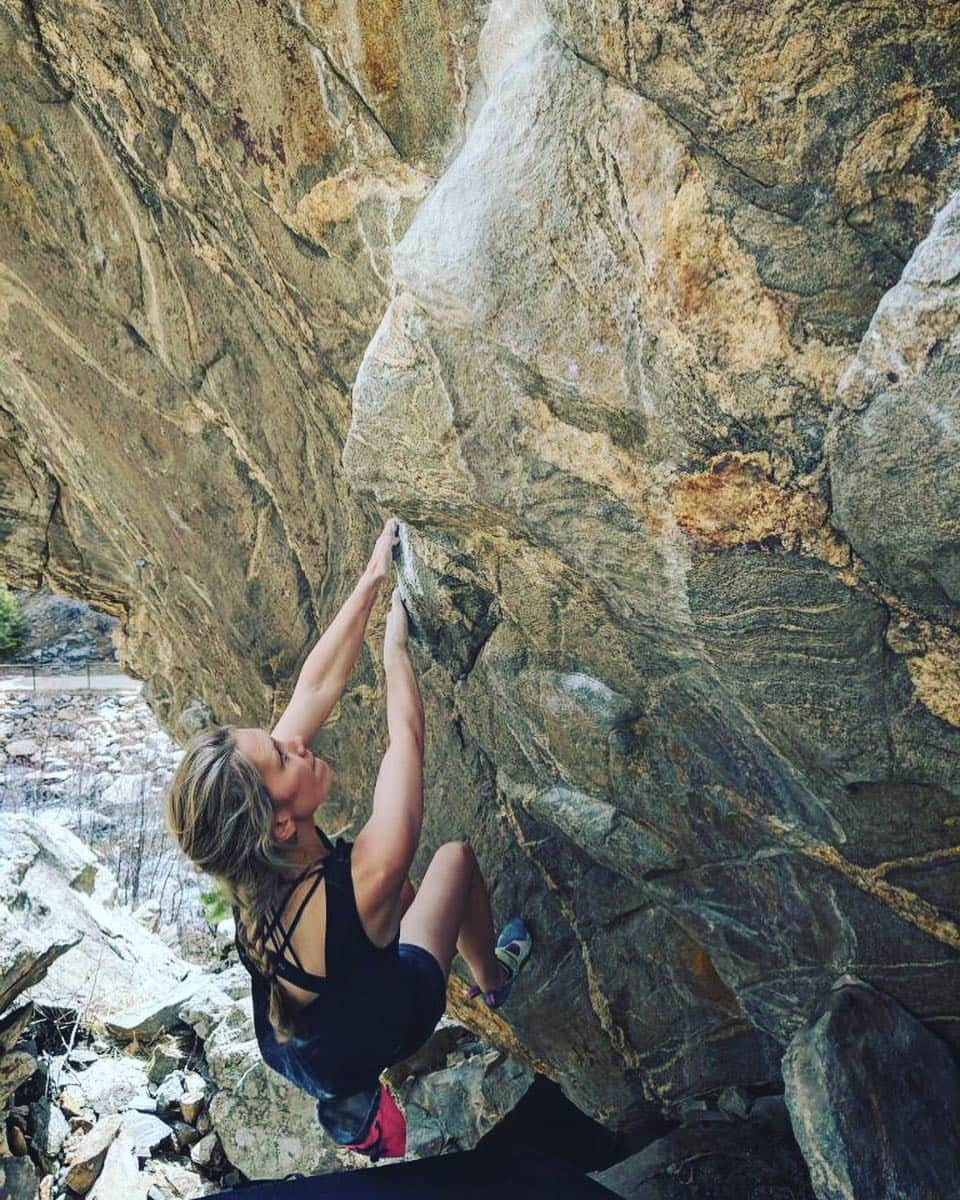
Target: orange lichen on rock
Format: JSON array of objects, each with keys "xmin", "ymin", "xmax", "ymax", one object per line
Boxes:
[
  {"xmin": 886, "ymin": 618, "xmax": 960, "ymax": 728},
  {"xmin": 290, "ymin": 161, "xmax": 430, "ymax": 234},
  {"xmin": 678, "ymin": 933, "xmax": 741, "ymax": 1015},
  {"xmin": 669, "ymin": 453, "xmax": 849, "ymax": 566}
]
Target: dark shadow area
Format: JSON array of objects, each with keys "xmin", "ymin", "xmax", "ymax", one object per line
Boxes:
[
  {"xmin": 221, "ymin": 1076, "xmax": 679, "ymax": 1197},
  {"xmin": 477, "ymin": 1075, "xmax": 674, "ymax": 1173},
  {"xmin": 222, "ymin": 1144, "xmax": 616, "ymax": 1198}
]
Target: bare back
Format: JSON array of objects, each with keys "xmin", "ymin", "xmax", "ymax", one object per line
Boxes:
[{"xmin": 270, "ymin": 856, "xmax": 404, "ymax": 1009}]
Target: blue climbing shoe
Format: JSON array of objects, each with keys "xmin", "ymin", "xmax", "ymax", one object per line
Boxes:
[{"xmin": 468, "ymin": 918, "xmax": 532, "ymax": 1008}]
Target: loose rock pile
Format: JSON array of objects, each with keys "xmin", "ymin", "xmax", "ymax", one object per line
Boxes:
[
  {"xmin": 5, "ymin": 1015, "xmax": 226, "ymax": 1199},
  {"xmin": 0, "ymin": 689, "xmax": 201, "ymax": 945},
  {"xmin": 0, "ymin": 811, "xmax": 221, "ymax": 1197},
  {"xmin": 0, "ymin": 809, "xmax": 539, "ymax": 1193}
]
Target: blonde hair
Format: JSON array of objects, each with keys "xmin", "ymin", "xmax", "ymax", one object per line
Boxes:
[{"xmin": 164, "ymin": 725, "xmax": 300, "ymax": 1041}]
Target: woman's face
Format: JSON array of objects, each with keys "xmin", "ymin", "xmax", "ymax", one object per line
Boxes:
[{"xmin": 234, "ymin": 728, "xmax": 334, "ymax": 830}]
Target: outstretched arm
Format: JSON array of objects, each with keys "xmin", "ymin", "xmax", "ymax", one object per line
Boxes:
[
  {"xmin": 352, "ymin": 592, "xmax": 424, "ymax": 941},
  {"xmin": 271, "ymin": 517, "xmax": 399, "ymax": 744}
]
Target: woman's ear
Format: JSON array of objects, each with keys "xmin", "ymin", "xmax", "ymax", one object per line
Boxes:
[{"xmin": 272, "ymin": 807, "xmax": 296, "ymax": 842}]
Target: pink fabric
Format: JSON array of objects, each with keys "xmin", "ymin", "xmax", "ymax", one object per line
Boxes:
[{"xmin": 346, "ymin": 1081, "xmax": 406, "ymax": 1160}]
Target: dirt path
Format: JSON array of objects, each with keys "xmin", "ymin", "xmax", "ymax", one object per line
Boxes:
[{"xmin": 0, "ymin": 671, "xmax": 141, "ymax": 693}]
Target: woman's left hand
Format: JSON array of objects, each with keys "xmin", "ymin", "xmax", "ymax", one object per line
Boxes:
[{"xmin": 366, "ymin": 517, "xmax": 400, "ymax": 585}]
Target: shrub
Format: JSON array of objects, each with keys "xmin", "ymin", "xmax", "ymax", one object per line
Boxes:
[
  {"xmin": 200, "ymin": 886, "xmax": 232, "ymax": 928},
  {"xmin": 0, "ymin": 584, "xmax": 27, "ymax": 656}
]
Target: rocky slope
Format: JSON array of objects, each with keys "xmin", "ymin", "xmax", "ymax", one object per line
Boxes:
[
  {"xmin": 1, "ymin": 0, "xmax": 958, "ymax": 1142},
  {"xmin": 0, "ymin": 815, "xmax": 536, "ymax": 1193},
  {"xmin": 5, "ymin": 588, "xmax": 117, "ymax": 667}
]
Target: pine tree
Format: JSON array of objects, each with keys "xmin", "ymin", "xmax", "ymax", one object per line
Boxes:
[{"xmin": 0, "ymin": 584, "xmax": 27, "ymax": 656}]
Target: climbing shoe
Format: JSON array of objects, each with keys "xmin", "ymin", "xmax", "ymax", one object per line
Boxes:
[{"xmin": 468, "ymin": 917, "xmax": 532, "ymax": 1008}]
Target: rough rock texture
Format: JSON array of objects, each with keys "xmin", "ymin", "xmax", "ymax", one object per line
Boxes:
[
  {"xmin": 86, "ymin": 1132, "xmax": 148, "ymax": 1200},
  {"xmin": 830, "ymin": 189, "xmax": 960, "ymax": 660},
  {"xmin": 1, "ymin": 0, "xmax": 959, "ymax": 1139},
  {"xmin": 782, "ymin": 979, "xmax": 960, "ymax": 1200},
  {"xmin": 0, "ymin": 814, "xmax": 196, "ymax": 1018},
  {"xmin": 0, "ymin": 1157, "xmax": 37, "ymax": 1200},
  {"xmin": 387, "ymin": 1021, "xmax": 535, "ymax": 1157},
  {"xmin": 63, "ymin": 1114, "xmax": 123, "ymax": 1195}
]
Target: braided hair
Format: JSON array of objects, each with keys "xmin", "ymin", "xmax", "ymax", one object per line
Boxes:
[{"xmin": 164, "ymin": 724, "xmax": 302, "ymax": 1042}]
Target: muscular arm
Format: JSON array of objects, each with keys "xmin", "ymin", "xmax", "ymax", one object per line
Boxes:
[
  {"xmin": 376, "ymin": 630, "xmax": 426, "ymax": 867},
  {"xmin": 353, "ymin": 593, "xmax": 424, "ymax": 938},
  {"xmin": 272, "ymin": 519, "xmax": 398, "ymax": 743}
]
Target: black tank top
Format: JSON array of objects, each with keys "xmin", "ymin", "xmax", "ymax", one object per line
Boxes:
[{"xmin": 235, "ymin": 837, "xmax": 413, "ymax": 1098}]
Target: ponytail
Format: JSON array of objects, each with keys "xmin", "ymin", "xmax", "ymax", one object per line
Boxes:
[{"xmin": 165, "ymin": 725, "xmax": 301, "ymax": 1041}]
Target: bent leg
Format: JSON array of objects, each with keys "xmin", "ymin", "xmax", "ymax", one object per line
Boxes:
[{"xmin": 400, "ymin": 842, "xmax": 504, "ymax": 994}]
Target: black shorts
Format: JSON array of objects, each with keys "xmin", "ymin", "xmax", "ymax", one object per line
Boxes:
[{"xmin": 392, "ymin": 942, "xmax": 447, "ymax": 1062}]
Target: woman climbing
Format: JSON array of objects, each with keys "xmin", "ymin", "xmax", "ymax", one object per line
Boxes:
[{"xmin": 164, "ymin": 517, "xmax": 531, "ymax": 1160}]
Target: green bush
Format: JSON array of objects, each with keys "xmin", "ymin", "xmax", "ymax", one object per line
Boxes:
[
  {"xmin": 0, "ymin": 584, "xmax": 27, "ymax": 656},
  {"xmin": 200, "ymin": 886, "xmax": 232, "ymax": 928}
]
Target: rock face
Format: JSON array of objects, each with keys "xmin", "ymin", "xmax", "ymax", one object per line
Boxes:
[
  {"xmin": 831, "ymin": 191, "xmax": 960, "ymax": 629},
  {"xmin": 387, "ymin": 1022, "xmax": 535, "ymax": 1158},
  {"xmin": 1, "ymin": 0, "xmax": 959, "ymax": 1139},
  {"xmin": 782, "ymin": 979, "xmax": 960, "ymax": 1200}
]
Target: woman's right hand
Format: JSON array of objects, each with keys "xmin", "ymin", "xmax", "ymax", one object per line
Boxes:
[
  {"xmin": 366, "ymin": 517, "xmax": 400, "ymax": 586},
  {"xmin": 384, "ymin": 588, "xmax": 409, "ymax": 657}
]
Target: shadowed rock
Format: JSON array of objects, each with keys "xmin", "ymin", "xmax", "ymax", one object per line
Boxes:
[{"xmin": 783, "ymin": 979, "xmax": 960, "ymax": 1199}]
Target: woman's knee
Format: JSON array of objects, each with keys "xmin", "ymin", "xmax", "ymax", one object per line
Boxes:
[{"xmin": 432, "ymin": 840, "xmax": 477, "ymax": 878}]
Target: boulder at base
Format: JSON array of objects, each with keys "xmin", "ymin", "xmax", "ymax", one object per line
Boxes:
[
  {"xmin": 591, "ymin": 1100, "xmax": 815, "ymax": 1199},
  {"xmin": 782, "ymin": 978, "xmax": 960, "ymax": 1199}
]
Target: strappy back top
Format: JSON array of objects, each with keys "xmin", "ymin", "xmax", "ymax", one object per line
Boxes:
[
  {"xmin": 262, "ymin": 859, "xmax": 329, "ymax": 992},
  {"xmin": 235, "ymin": 836, "xmax": 409, "ymax": 1097}
]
